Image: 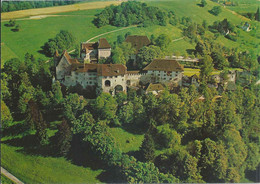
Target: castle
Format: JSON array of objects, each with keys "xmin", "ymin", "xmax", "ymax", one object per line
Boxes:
[{"xmin": 55, "ymin": 37, "xmax": 184, "ymax": 95}]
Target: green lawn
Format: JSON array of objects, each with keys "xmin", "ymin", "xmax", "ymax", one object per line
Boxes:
[
  {"xmin": 108, "ymin": 127, "xmax": 144, "ymax": 153},
  {"xmin": 1, "ymin": 43, "xmax": 19, "ymax": 67},
  {"xmin": 1, "ymin": 144, "xmax": 103, "ymax": 183},
  {"xmin": 225, "ymin": 0, "xmax": 259, "ymax": 13},
  {"xmin": 1, "ymin": 174, "xmax": 14, "ymax": 184}
]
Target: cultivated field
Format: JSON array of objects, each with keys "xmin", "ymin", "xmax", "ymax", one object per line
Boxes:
[
  {"xmin": 225, "ymin": 0, "xmax": 259, "ymax": 13},
  {"xmin": 1, "ymin": 1, "xmax": 121, "ymax": 20}
]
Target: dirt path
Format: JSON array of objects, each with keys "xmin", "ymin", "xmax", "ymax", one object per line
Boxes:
[
  {"xmin": 172, "ymin": 37, "xmax": 184, "ymax": 42},
  {"xmin": 86, "ymin": 25, "xmax": 137, "ymax": 43},
  {"xmin": 1, "ymin": 167, "xmax": 24, "ymax": 184}
]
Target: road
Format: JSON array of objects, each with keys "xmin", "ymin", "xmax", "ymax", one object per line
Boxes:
[{"xmin": 1, "ymin": 167, "xmax": 24, "ymax": 184}]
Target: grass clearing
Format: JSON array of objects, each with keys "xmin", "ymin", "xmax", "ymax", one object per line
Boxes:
[
  {"xmin": 109, "ymin": 127, "xmax": 144, "ymax": 153},
  {"xmin": 1, "ymin": 1, "xmax": 122, "ymax": 20},
  {"xmin": 1, "ymin": 43, "xmax": 19, "ymax": 67},
  {"xmin": 225, "ymin": 0, "xmax": 259, "ymax": 13},
  {"xmin": 1, "ymin": 143, "xmax": 103, "ymax": 183}
]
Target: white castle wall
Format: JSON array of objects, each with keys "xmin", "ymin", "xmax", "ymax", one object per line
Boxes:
[{"xmin": 98, "ymin": 48, "xmax": 111, "ymax": 59}]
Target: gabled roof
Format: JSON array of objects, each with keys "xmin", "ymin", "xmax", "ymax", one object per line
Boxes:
[
  {"xmin": 146, "ymin": 83, "xmax": 164, "ymax": 92},
  {"xmin": 57, "ymin": 50, "xmax": 80, "ymax": 66},
  {"xmin": 81, "ymin": 42, "xmax": 97, "ymax": 51},
  {"xmin": 70, "ymin": 63, "xmax": 126, "ymax": 77},
  {"xmin": 98, "ymin": 38, "xmax": 111, "ymax": 49},
  {"xmin": 143, "ymin": 59, "xmax": 184, "ymax": 72},
  {"xmin": 125, "ymin": 35, "xmax": 151, "ymax": 53}
]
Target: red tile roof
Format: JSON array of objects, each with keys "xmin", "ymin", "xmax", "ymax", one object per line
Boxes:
[
  {"xmin": 71, "ymin": 63, "xmax": 126, "ymax": 76},
  {"xmin": 81, "ymin": 42, "xmax": 96, "ymax": 51},
  {"xmin": 98, "ymin": 38, "xmax": 111, "ymax": 49},
  {"xmin": 125, "ymin": 35, "xmax": 151, "ymax": 53},
  {"xmin": 62, "ymin": 50, "xmax": 80, "ymax": 64},
  {"xmin": 143, "ymin": 59, "xmax": 184, "ymax": 72}
]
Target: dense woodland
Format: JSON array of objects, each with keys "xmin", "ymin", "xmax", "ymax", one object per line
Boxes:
[
  {"xmin": 1, "ymin": 0, "xmax": 80, "ymax": 12},
  {"xmin": 94, "ymin": 1, "xmax": 172, "ymax": 27},
  {"xmin": 2, "ymin": 0, "xmax": 260, "ymax": 183}
]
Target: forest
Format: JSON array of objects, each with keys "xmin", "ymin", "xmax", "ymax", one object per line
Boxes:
[
  {"xmin": 94, "ymin": 1, "xmax": 171, "ymax": 27},
  {"xmin": 1, "ymin": 47, "xmax": 259, "ymax": 182},
  {"xmin": 1, "ymin": 0, "xmax": 80, "ymax": 12}
]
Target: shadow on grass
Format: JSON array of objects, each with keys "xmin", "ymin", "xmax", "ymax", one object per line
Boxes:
[
  {"xmin": 245, "ymin": 166, "xmax": 260, "ymax": 183},
  {"xmin": 97, "ymin": 167, "xmax": 124, "ymax": 183},
  {"xmin": 3, "ymin": 122, "xmax": 28, "ymax": 137},
  {"xmin": 121, "ymin": 123, "xmax": 147, "ymax": 135},
  {"xmin": 68, "ymin": 135, "xmax": 105, "ymax": 171}
]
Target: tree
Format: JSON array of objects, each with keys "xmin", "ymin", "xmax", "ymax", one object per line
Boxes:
[
  {"xmin": 156, "ymin": 124, "xmax": 181, "ymax": 148},
  {"xmin": 117, "ymin": 35, "xmax": 124, "ymax": 44},
  {"xmin": 1, "ymin": 100, "xmax": 13, "ymax": 129},
  {"xmin": 211, "ymin": 51, "xmax": 229, "ymax": 69},
  {"xmin": 8, "ymin": 19, "xmax": 16, "ymax": 27},
  {"xmin": 43, "ymin": 30, "xmax": 76, "ymax": 57},
  {"xmin": 51, "ymin": 81, "xmax": 63, "ymax": 106},
  {"xmin": 200, "ymin": 55, "xmax": 214, "ymax": 82},
  {"xmin": 255, "ymin": 7, "xmax": 260, "ymax": 21},
  {"xmin": 112, "ymin": 46, "xmax": 126, "ymax": 65},
  {"xmin": 200, "ymin": 138, "xmax": 228, "ymax": 182},
  {"xmin": 117, "ymin": 102, "xmax": 134, "ymax": 124},
  {"xmin": 201, "ymin": 0, "xmax": 207, "ymax": 7},
  {"xmin": 14, "ymin": 24, "xmax": 21, "ymax": 31},
  {"xmin": 155, "ymin": 34, "xmax": 171, "ymax": 50},
  {"xmin": 92, "ymin": 93, "xmax": 117, "ymax": 121},
  {"xmin": 27, "ymin": 100, "xmax": 48, "ymax": 145},
  {"xmin": 54, "ymin": 119, "xmax": 72, "ymax": 156},
  {"xmin": 202, "ymin": 20, "xmax": 208, "ymax": 29},
  {"xmin": 209, "ymin": 6, "xmax": 222, "ymax": 16},
  {"xmin": 137, "ymin": 45, "xmax": 162, "ymax": 69},
  {"xmin": 140, "ymin": 133, "xmax": 155, "ymax": 162}
]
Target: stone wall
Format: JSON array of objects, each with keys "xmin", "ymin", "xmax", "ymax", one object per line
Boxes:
[
  {"xmin": 98, "ymin": 48, "xmax": 111, "ymax": 59},
  {"xmin": 101, "ymin": 75, "xmax": 126, "ymax": 95},
  {"xmin": 56, "ymin": 56, "xmax": 71, "ymax": 80}
]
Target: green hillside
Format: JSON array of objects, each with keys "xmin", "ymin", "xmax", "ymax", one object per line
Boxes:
[{"xmin": 1, "ymin": 0, "xmax": 259, "ymax": 65}]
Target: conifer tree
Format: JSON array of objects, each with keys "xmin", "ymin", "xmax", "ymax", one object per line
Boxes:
[
  {"xmin": 54, "ymin": 118, "xmax": 72, "ymax": 156},
  {"xmin": 140, "ymin": 133, "xmax": 155, "ymax": 162}
]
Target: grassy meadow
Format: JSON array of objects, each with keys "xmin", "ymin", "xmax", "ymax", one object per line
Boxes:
[
  {"xmin": 225, "ymin": 0, "xmax": 259, "ymax": 14},
  {"xmin": 1, "ymin": 1, "xmax": 121, "ymax": 20},
  {"xmin": 1, "ymin": 144, "xmax": 103, "ymax": 183},
  {"xmin": 109, "ymin": 127, "xmax": 144, "ymax": 153}
]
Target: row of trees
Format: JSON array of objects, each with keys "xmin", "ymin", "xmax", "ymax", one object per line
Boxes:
[
  {"xmin": 94, "ymin": 1, "xmax": 170, "ymax": 27},
  {"xmin": 1, "ymin": 0, "xmax": 79, "ymax": 12}
]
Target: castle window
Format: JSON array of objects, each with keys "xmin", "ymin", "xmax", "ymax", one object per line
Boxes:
[
  {"xmin": 105, "ymin": 80, "xmax": 111, "ymax": 87},
  {"xmin": 158, "ymin": 74, "xmax": 160, "ymax": 76},
  {"xmin": 127, "ymin": 80, "xmax": 131, "ymax": 85}
]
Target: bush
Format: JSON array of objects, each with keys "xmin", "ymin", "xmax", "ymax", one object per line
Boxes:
[
  {"xmin": 209, "ymin": 6, "xmax": 222, "ymax": 16},
  {"xmin": 43, "ymin": 30, "xmax": 76, "ymax": 57}
]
